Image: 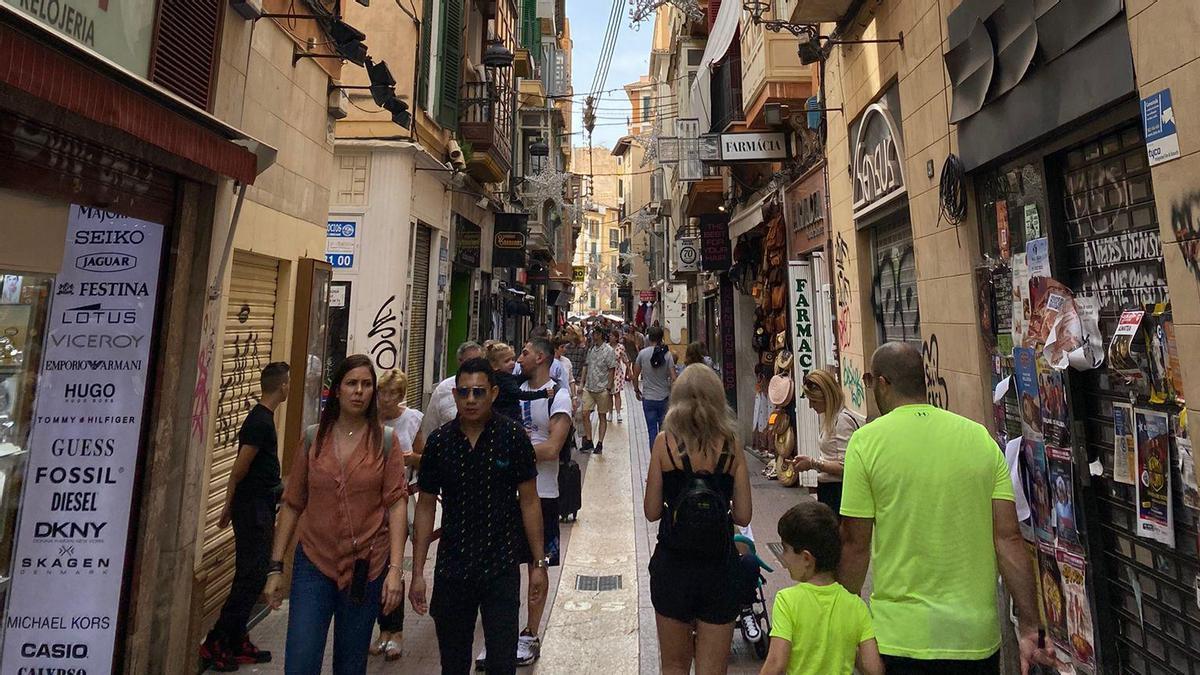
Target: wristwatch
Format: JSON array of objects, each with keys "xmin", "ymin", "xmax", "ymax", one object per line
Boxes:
[
  {"xmin": 268, "ymin": 559, "xmax": 284, "ymax": 575},
  {"xmin": 532, "ymin": 557, "xmax": 550, "ymax": 569}
]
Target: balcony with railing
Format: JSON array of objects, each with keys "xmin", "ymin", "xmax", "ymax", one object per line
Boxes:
[
  {"xmin": 460, "ymin": 81, "xmax": 514, "ymax": 183},
  {"xmin": 711, "ymin": 53, "xmax": 744, "ymax": 133}
]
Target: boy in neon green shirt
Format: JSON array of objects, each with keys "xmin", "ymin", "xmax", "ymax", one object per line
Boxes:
[{"xmin": 760, "ymin": 501, "xmax": 883, "ymax": 675}]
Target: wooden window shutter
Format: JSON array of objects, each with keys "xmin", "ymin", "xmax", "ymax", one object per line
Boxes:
[
  {"xmin": 148, "ymin": 0, "xmax": 224, "ymax": 111},
  {"xmin": 707, "ymin": 0, "xmax": 721, "ymax": 31},
  {"xmin": 418, "ymin": 0, "xmax": 435, "ymax": 110},
  {"xmin": 522, "ymin": 0, "xmax": 537, "ymax": 55},
  {"xmin": 437, "ymin": 0, "xmax": 464, "ymax": 130}
]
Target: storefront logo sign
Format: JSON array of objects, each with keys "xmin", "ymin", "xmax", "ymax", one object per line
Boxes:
[
  {"xmin": 3, "ymin": 0, "xmax": 159, "ymax": 77},
  {"xmin": 495, "ymin": 232, "xmax": 525, "ymax": 248},
  {"xmin": 2, "ymin": 206, "xmax": 162, "ymax": 672},
  {"xmin": 717, "ymin": 132, "xmax": 790, "ymax": 162},
  {"xmin": 75, "ymin": 252, "xmax": 136, "ymax": 273},
  {"xmin": 851, "ymin": 102, "xmax": 906, "ymax": 220},
  {"xmin": 493, "ymin": 213, "xmax": 529, "ymax": 269},
  {"xmin": 1142, "ymin": 89, "xmax": 1181, "ymax": 167},
  {"xmin": 699, "ymin": 215, "xmax": 732, "ymax": 271}
]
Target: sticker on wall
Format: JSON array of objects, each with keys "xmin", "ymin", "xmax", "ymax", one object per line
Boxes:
[
  {"xmin": 1108, "ymin": 310, "xmax": 1146, "ymax": 385},
  {"xmin": 1179, "ymin": 411, "xmax": 1198, "ymax": 511},
  {"xmin": 1141, "ymin": 88, "xmax": 1180, "ymax": 167},
  {"xmin": 1112, "ymin": 402, "xmax": 1137, "ymax": 486},
  {"xmin": 1011, "ymin": 254, "xmax": 1030, "ymax": 349},
  {"xmin": 997, "ymin": 201, "xmax": 1011, "ymax": 260},
  {"xmin": 1026, "ymin": 237, "xmax": 1050, "ymax": 278},
  {"xmin": 1145, "ymin": 303, "xmax": 1184, "ymax": 405},
  {"xmin": 1023, "ymin": 203, "xmax": 1041, "ymax": 242}
]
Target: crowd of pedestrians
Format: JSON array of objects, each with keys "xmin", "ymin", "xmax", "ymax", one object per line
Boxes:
[{"xmin": 200, "ymin": 331, "xmax": 1064, "ymax": 675}]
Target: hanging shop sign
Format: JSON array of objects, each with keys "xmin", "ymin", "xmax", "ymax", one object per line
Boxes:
[
  {"xmin": 1, "ymin": 205, "xmax": 163, "ymax": 672},
  {"xmin": 325, "ymin": 219, "xmax": 358, "ymax": 270},
  {"xmin": 785, "ymin": 165, "xmax": 827, "ymax": 256},
  {"xmin": 572, "ymin": 265, "xmax": 587, "ymax": 283},
  {"xmin": 2, "ymin": 0, "xmax": 158, "ymax": 77},
  {"xmin": 699, "ymin": 214, "xmax": 732, "ymax": 271},
  {"xmin": 639, "ymin": 290, "xmax": 658, "ymax": 302},
  {"xmin": 703, "ymin": 131, "xmax": 791, "ymax": 163},
  {"xmin": 788, "ymin": 261, "xmax": 817, "ymax": 378},
  {"xmin": 493, "ymin": 212, "xmax": 529, "ymax": 268},
  {"xmin": 454, "ymin": 216, "xmax": 482, "ymax": 267},
  {"xmin": 675, "ymin": 236, "xmax": 701, "ymax": 273},
  {"xmin": 1141, "ymin": 88, "xmax": 1181, "ymax": 167},
  {"xmin": 850, "ymin": 92, "xmax": 906, "ymax": 220}
]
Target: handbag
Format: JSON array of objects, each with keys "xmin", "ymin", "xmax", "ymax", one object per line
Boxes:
[{"xmin": 768, "ymin": 373, "xmax": 794, "ymax": 406}]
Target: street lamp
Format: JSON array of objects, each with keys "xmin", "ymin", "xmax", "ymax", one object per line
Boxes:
[
  {"xmin": 740, "ymin": 1, "xmax": 903, "ymax": 64},
  {"xmin": 483, "ymin": 39, "xmax": 514, "ymax": 69},
  {"xmin": 528, "ymin": 137, "xmax": 550, "ymax": 174}
]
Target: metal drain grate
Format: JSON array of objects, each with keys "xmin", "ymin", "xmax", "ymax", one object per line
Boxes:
[
  {"xmin": 575, "ymin": 574, "xmax": 622, "ymax": 592},
  {"xmin": 767, "ymin": 543, "xmax": 786, "ymax": 568}
]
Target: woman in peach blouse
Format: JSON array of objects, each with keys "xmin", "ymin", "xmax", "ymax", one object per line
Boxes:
[{"xmin": 262, "ymin": 354, "xmax": 409, "ymax": 674}]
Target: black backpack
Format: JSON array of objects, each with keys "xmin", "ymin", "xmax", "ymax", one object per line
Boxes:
[{"xmin": 668, "ymin": 443, "xmax": 733, "ymax": 559}]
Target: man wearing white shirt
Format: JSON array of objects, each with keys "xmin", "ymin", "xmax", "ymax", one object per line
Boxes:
[{"xmin": 418, "ymin": 341, "xmax": 482, "ymax": 439}]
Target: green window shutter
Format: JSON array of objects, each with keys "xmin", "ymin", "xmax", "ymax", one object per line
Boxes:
[
  {"xmin": 522, "ymin": 0, "xmax": 537, "ymax": 56},
  {"xmin": 418, "ymin": 0, "xmax": 434, "ymax": 110},
  {"xmin": 437, "ymin": 0, "xmax": 463, "ymax": 130}
]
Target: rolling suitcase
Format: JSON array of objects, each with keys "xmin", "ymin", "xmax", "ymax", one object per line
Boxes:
[{"xmin": 558, "ymin": 458, "xmax": 582, "ymax": 522}]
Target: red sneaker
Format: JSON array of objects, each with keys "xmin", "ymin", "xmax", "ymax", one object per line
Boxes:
[
  {"xmin": 199, "ymin": 636, "xmax": 239, "ymax": 672},
  {"xmin": 232, "ymin": 634, "xmax": 272, "ymax": 665}
]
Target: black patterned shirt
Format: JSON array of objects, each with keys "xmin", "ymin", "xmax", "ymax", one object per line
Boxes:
[{"xmin": 418, "ymin": 414, "xmax": 538, "ymax": 581}]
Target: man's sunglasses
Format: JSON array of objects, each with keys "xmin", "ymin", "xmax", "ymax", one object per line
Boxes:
[
  {"xmin": 454, "ymin": 386, "xmax": 490, "ymax": 399},
  {"xmin": 861, "ymin": 372, "xmax": 888, "ymax": 387}
]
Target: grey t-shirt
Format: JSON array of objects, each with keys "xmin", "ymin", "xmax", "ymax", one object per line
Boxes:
[{"xmin": 635, "ymin": 345, "xmax": 675, "ymax": 401}]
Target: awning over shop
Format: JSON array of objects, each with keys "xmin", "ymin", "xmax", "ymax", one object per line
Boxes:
[
  {"xmin": 789, "ymin": 0, "xmax": 857, "ymax": 22},
  {"xmin": 727, "ymin": 190, "xmax": 772, "ymax": 240},
  {"xmin": 689, "ymin": 0, "xmax": 740, "ymax": 133},
  {"xmin": 0, "ymin": 7, "xmax": 274, "ymax": 184}
]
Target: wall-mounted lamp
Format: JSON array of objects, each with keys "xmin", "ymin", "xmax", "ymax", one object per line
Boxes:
[{"xmin": 483, "ymin": 39, "xmax": 514, "ymax": 69}]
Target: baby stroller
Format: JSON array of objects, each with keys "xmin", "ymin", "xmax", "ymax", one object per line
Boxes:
[{"xmin": 733, "ymin": 533, "xmax": 774, "ymax": 660}]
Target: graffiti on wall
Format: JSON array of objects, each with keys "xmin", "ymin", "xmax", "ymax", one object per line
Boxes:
[
  {"xmin": 216, "ymin": 331, "xmax": 262, "ymax": 448},
  {"xmin": 871, "ymin": 244, "xmax": 920, "ymax": 343},
  {"xmin": 835, "ymin": 233, "xmax": 853, "ymax": 350},
  {"xmin": 842, "ymin": 359, "xmax": 865, "ymax": 409},
  {"xmin": 922, "ymin": 334, "xmax": 950, "ymax": 409},
  {"xmin": 190, "ymin": 310, "xmax": 218, "ymax": 441},
  {"xmin": 368, "ymin": 295, "xmax": 400, "ymax": 371},
  {"xmin": 1171, "ymin": 191, "xmax": 1200, "ymax": 283},
  {"xmin": 1064, "ymin": 162, "xmax": 1136, "ymax": 240}
]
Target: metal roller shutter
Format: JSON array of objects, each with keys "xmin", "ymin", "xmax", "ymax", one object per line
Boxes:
[
  {"xmin": 199, "ymin": 251, "xmax": 279, "ymax": 621},
  {"xmin": 1058, "ymin": 125, "xmax": 1199, "ymax": 674},
  {"xmin": 870, "ymin": 218, "xmax": 921, "ymax": 346},
  {"xmin": 407, "ymin": 225, "xmax": 432, "ymax": 410}
]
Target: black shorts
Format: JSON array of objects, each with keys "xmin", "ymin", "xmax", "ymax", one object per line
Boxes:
[
  {"xmin": 648, "ymin": 546, "xmax": 741, "ymax": 625},
  {"xmin": 881, "ymin": 652, "xmax": 1000, "ymax": 675},
  {"xmin": 523, "ymin": 497, "xmax": 562, "ymax": 566}
]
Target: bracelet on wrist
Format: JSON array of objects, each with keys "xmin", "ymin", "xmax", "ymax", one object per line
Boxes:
[{"xmin": 268, "ymin": 559, "xmax": 284, "ymax": 574}]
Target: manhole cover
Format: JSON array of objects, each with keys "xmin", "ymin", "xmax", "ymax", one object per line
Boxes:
[{"xmin": 575, "ymin": 574, "xmax": 622, "ymax": 592}]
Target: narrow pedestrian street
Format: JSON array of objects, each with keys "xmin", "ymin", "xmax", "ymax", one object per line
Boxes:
[{"xmin": 233, "ymin": 386, "xmax": 800, "ymax": 674}]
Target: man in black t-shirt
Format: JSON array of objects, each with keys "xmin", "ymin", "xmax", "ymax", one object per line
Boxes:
[{"xmin": 200, "ymin": 362, "xmax": 290, "ymax": 672}]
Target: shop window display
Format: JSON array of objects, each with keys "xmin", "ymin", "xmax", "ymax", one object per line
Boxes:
[{"xmin": 0, "ymin": 272, "xmax": 51, "ymax": 607}]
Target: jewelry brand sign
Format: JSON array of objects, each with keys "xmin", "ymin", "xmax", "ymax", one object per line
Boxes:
[{"xmin": 1, "ymin": 205, "xmax": 163, "ymax": 673}]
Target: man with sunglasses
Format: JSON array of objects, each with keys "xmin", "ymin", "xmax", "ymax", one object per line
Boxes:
[
  {"xmin": 409, "ymin": 357, "xmax": 548, "ymax": 675},
  {"xmin": 838, "ymin": 342, "xmax": 1058, "ymax": 675}
]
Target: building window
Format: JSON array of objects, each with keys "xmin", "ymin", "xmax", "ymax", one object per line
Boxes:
[
  {"xmin": 642, "ymin": 95, "xmax": 651, "ymax": 121},
  {"xmin": 336, "ymin": 154, "xmax": 369, "ymax": 206},
  {"xmin": 610, "ymin": 228, "xmax": 619, "ymax": 248},
  {"xmin": 590, "ymin": 221, "xmax": 598, "ymax": 237},
  {"xmin": 590, "ymin": 292, "xmax": 597, "ymax": 307}
]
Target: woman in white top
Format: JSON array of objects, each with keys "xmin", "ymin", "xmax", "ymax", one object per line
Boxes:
[
  {"xmin": 791, "ymin": 368, "xmax": 864, "ymax": 516},
  {"xmin": 370, "ymin": 369, "xmax": 424, "ymax": 660}
]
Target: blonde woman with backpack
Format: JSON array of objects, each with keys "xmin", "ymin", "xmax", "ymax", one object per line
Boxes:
[{"xmin": 644, "ymin": 364, "xmax": 753, "ymax": 675}]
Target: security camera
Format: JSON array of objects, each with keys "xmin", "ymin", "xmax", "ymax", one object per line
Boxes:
[{"xmin": 447, "ymin": 140, "xmax": 467, "ymax": 171}]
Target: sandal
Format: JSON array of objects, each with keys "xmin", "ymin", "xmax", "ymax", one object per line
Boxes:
[
  {"xmin": 383, "ymin": 637, "xmax": 403, "ymax": 661},
  {"xmin": 369, "ymin": 635, "xmax": 388, "ymax": 657}
]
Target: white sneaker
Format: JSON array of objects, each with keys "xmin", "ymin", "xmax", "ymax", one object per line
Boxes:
[
  {"xmin": 516, "ymin": 633, "xmax": 541, "ymax": 666},
  {"xmin": 475, "ymin": 646, "xmax": 487, "ymax": 671},
  {"xmin": 616, "ymin": 414, "xmax": 624, "ymax": 423},
  {"xmin": 740, "ymin": 613, "xmax": 762, "ymax": 642}
]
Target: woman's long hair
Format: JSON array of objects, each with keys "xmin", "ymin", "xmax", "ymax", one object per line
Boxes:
[
  {"xmin": 684, "ymin": 341, "xmax": 704, "ymax": 365},
  {"xmin": 315, "ymin": 354, "xmax": 382, "ymax": 457},
  {"xmin": 662, "ymin": 364, "xmax": 738, "ymax": 458},
  {"xmin": 803, "ymin": 368, "xmax": 846, "ymax": 438}
]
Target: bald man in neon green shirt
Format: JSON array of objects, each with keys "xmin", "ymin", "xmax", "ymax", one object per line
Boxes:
[{"xmin": 838, "ymin": 343, "xmax": 1060, "ymax": 675}]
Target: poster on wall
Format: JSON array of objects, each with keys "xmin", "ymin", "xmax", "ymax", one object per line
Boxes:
[
  {"xmin": 0, "ymin": 206, "xmax": 164, "ymax": 672},
  {"xmin": 1024, "ymin": 438, "xmax": 1054, "ymax": 544},
  {"xmin": 1135, "ymin": 407, "xmax": 1174, "ymax": 547},
  {"xmin": 1057, "ymin": 550, "xmax": 1096, "ymax": 668},
  {"xmin": 1039, "ymin": 542, "xmax": 1069, "ymax": 647},
  {"xmin": 1178, "ymin": 411, "xmax": 1198, "ymax": 510},
  {"xmin": 1046, "ymin": 445, "xmax": 1080, "ymax": 551},
  {"xmin": 1112, "ymin": 402, "xmax": 1137, "ymax": 485},
  {"xmin": 1013, "ymin": 347, "xmax": 1043, "ymax": 441},
  {"xmin": 1038, "ymin": 365, "xmax": 1070, "ymax": 447},
  {"xmin": 1011, "ymin": 254, "xmax": 1030, "ymax": 349}
]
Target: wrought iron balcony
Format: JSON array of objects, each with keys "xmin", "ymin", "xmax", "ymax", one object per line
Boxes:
[
  {"xmin": 711, "ymin": 56, "xmax": 744, "ymax": 133},
  {"xmin": 459, "ymin": 81, "xmax": 513, "ymax": 183}
]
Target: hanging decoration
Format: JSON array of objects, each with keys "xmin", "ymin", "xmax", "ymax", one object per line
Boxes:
[
  {"xmin": 521, "ymin": 166, "xmax": 572, "ymax": 214},
  {"xmin": 629, "ymin": 206, "xmax": 658, "ymax": 235},
  {"xmin": 633, "ymin": 115, "xmax": 663, "ymax": 168},
  {"xmin": 565, "ymin": 199, "xmax": 586, "ymax": 228},
  {"xmin": 630, "ymin": 0, "xmax": 703, "ymax": 26}
]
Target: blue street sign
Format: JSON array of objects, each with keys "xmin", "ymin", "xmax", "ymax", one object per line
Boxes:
[
  {"xmin": 327, "ymin": 221, "xmax": 357, "ymax": 238},
  {"xmin": 326, "ymin": 253, "xmax": 355, "ymax": 268}
]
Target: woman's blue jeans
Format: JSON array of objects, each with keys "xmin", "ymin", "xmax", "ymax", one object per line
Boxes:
[{"xmin": 285, "ymin": 544, "xmax": 384, "ymax": 674}]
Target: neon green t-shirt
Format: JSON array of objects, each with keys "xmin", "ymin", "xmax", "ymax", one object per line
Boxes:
[
  {"xmin": 769, "ymin": 582, "xmax": 874, "ymax": 675},
  {"xmin": 840, "ymin": 404, "xmax": 1014, "ymax": 660}
]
